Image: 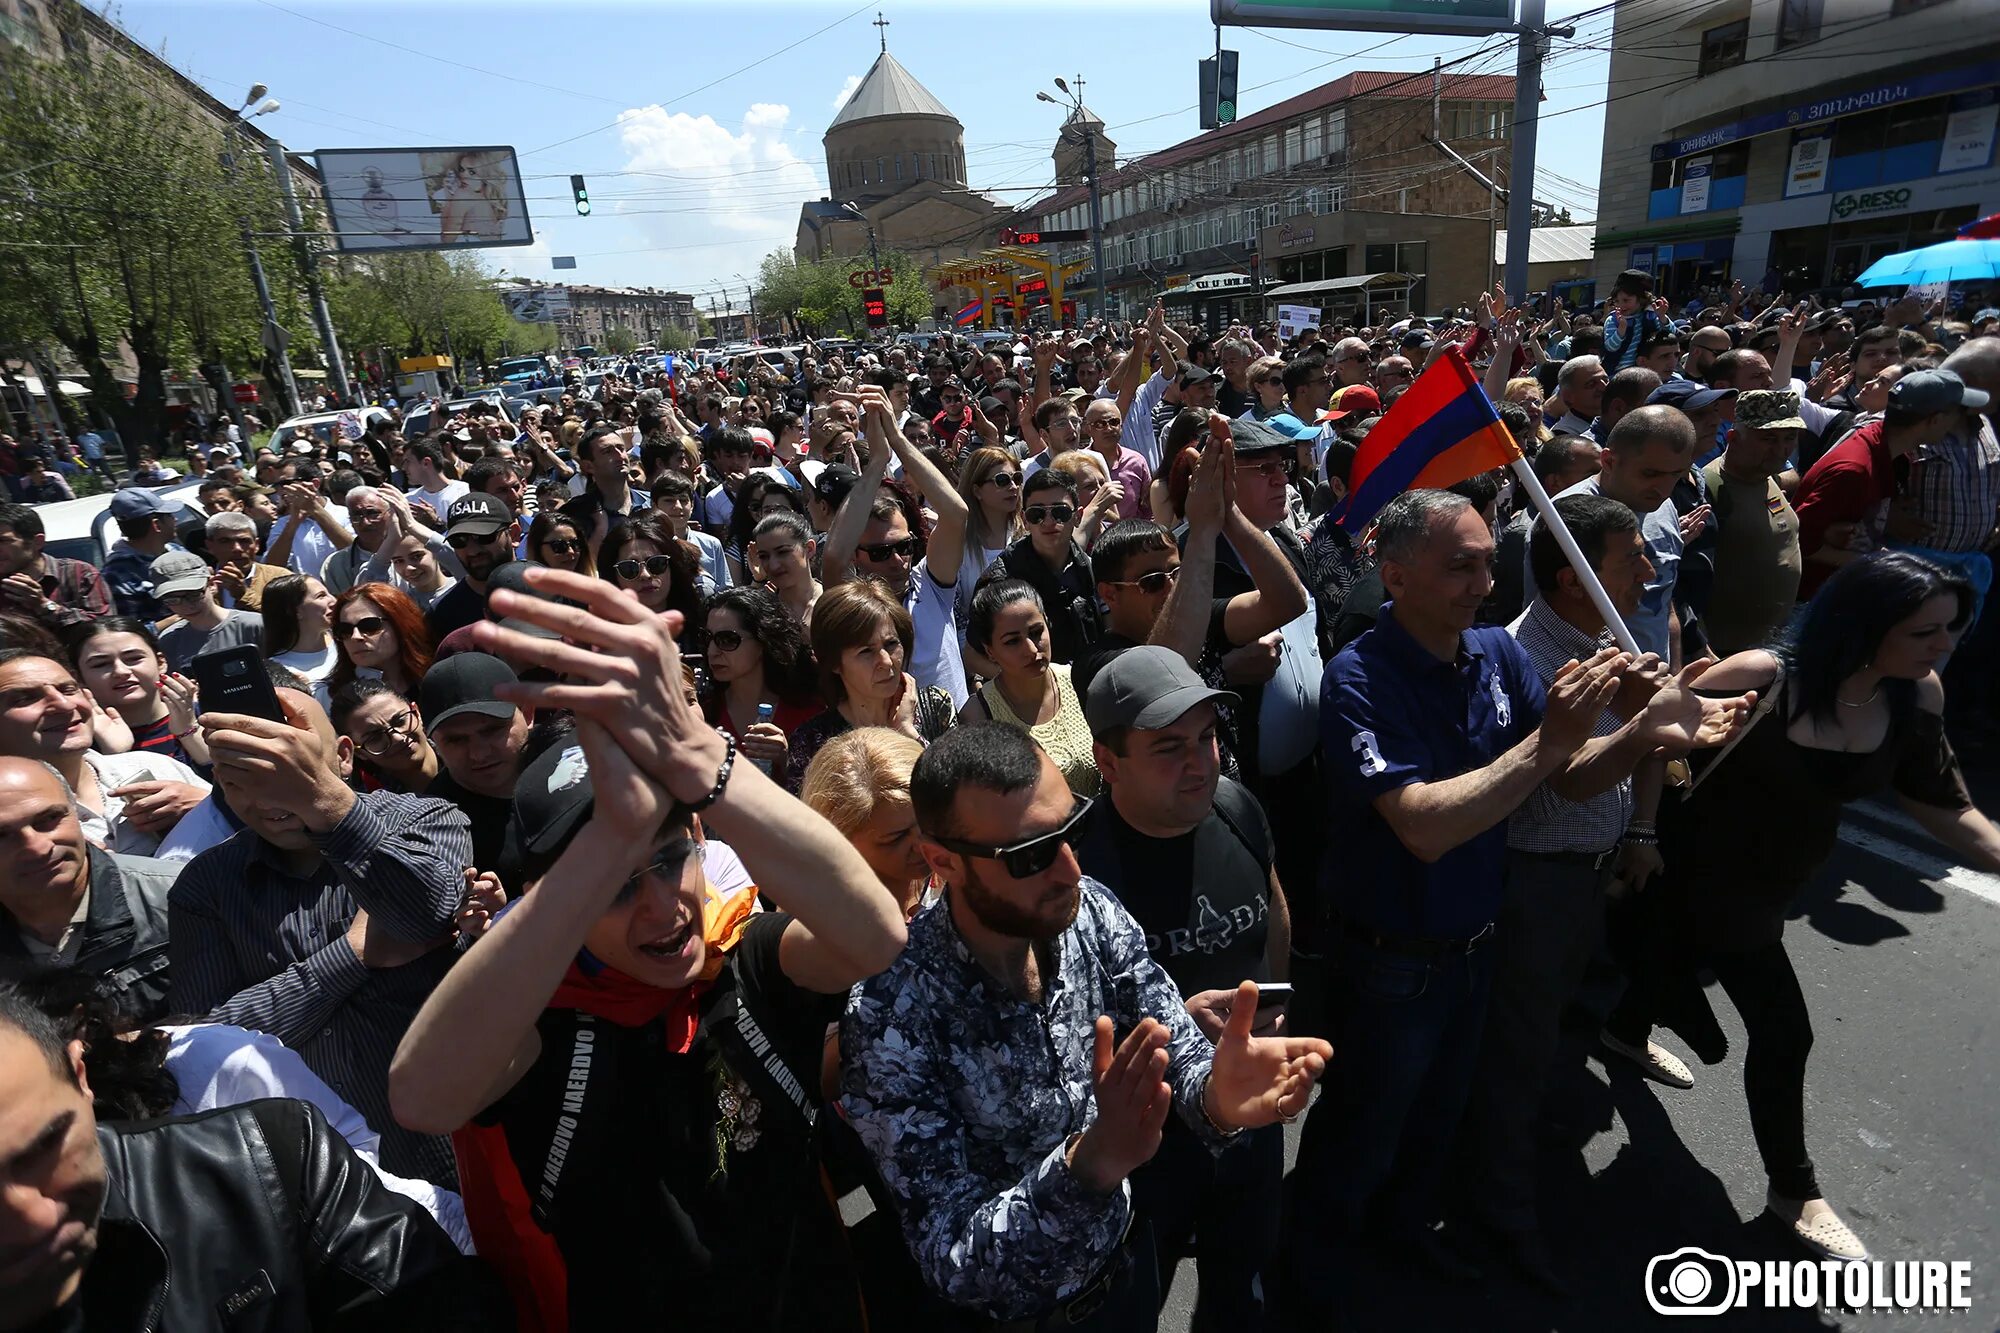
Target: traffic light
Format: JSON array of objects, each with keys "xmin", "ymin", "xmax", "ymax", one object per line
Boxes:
[
  {"xmin": 1200, "ymin": 56, "xmax": 1219, "ymax": 131},
  {"xmin": 571, "ymin": 175, "xmax": 591, "ymax": 216},
  {"xmin": 862, "ymin": 287, "xmax": 888, "ymax": 331},
  {"xmin": 1216, "ymin": 50, "xmax": 1239, "ymax": 126}
]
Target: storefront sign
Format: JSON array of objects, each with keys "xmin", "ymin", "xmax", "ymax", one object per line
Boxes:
[
  {"xmin": 1651, "ymin": 59, "xmax": 2000, "ymax": 162},
  {"xmin": 1278, "ymin": 221, "xmax": 1317, "ymax": 250},
  {"xmin": 1785, "ymin": 133, "xmax": 1831, "ymax": 198},
  {"xmin": 1830, "ymin": 186, "xmax": 1916, "ymax": 222},
  {"xmin": 1629, "ymin": 245, "xmax": 1656, "ymax": 274},
  {"xmin": 1681, "ymin": 158, "xmax": 1713, "ymax": 215},
  {"xmin": 1939, "ymin": 102, "xmax": 1999, "ymax": 174}
]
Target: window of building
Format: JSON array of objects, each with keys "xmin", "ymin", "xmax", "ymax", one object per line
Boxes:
[
  {"xmin": 1395, "ymin": 241, "xmax": 1427, "ymax": 275},
  {"xmin": 1284, "ymin": 125, "xmax": 1303, "ymax": 166},
  {"xmin": 1227, "ymin": 151, "xmax": 1242, "ymax": 183},
  {"xmin": 877, "ymin": 156, "xmax": 886, "ymax": 182},
  {"xmin": 1304, "ymin": 116, "xmax": 1324, "ymax": 160},
  {"xmin": 1228, "ymin": 210, "xmax": 1242, "ymax": 243},
  {"xmin": 1365, "ymin": 243, "xmax": 1395, "ymax": 273},
  {"xmin": 1262, "ymin": 135, "xmax": 1280, "ymax": 174},
  {"xmin": 895, "ymin": 155, "xmax": 904, "ymax": 181},
  {"xmin": 1327, "ymin": 107, "xmax": 1347, "ymax": 156},
  {"xmin": 1327, "ymin": 181, "xmax": 1347, "ymax": 212},
  {"xmin": 1776, "ymin": 0, "xmax": 1822, "ymax": 48},
  {"xmin": 1263, "ymin": 202, "xmax": 1280, "ymax": 228},
  {"xmin": 1885, "ymin": 99, "xmax": 1949, "ymax": 150},
  {"xmin": 1698, "ymin": 18, "xmax": 1749, "ymax": 76}
]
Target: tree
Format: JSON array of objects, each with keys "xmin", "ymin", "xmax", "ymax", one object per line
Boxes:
[
  {"xmin": 756, "ymin": 247, "xmax": 939, "ymax": 336},
  {"xmin": 659, "ymin": 327, "xmax": 695, "ymax": 352},
  {"xmin": 0, "ymin": 3, "xmax": 316, "ymax": 455},
  {"xmin": 601, "ymin": 325, "xmax": 637, "ymax": 355},
  {"xmin": 324, "ymin": 252, "xmax": 552, "ymax": 375}
]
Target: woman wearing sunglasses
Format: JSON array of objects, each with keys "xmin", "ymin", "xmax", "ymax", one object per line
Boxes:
[
  {"xmin": 257, "ymin": 574, "xmax": 341, "ymax": 708},
  {"xmin": 1246, "ymin": 355, "xmax": 1289, "ymax": 422},
  {"xmin": 330, "ymin": 677, "xmax": 441, "ymax": 794},
  {"xmin": 958, "ymin": 580, "xmax": 1098, "ymax": 798},
  {"xmin": 327, "ymin": 584, "xmax": 434, "ymax": 700},
  {"xmin": 785, "ymin": 579, "xmax": 954, "ymax": 793},
  {"xmin": 597, "ymin": 512, "xmax": 703, "ymax": 627},
  {"xmin": 700, "ymin": 586, "xmax": 820, "ymax": 774},
  {"xmin": 526, "ymin": 511, "xmax": 595, "ymax": 577},
  {"xmin": 954, "ymin": 445, "xmax": 1022, "ymax": 598},
  {"xmin": 987, "ymin": 470, "xmax": 1100, "ymax": 666}
]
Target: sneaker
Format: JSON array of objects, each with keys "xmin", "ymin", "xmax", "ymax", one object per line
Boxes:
[
  {"xmin": 1767, "ymin": 1194, "xmax": 1869, "ymax": 1262},
  {"xmin": 1599, "ymin": 1032, "xmax": 1695, "ymax": 1088}
]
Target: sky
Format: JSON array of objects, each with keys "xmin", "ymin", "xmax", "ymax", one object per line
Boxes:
[{"xmin": 110, "ymin": 0, "xmax": 1617, "ymax": 312}]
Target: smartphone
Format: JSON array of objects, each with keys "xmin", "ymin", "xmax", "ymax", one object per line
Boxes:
[
  {"xmin": 1254, "ymin": 982, "xmax": 1294, "ymax": 1017},
  {"xmin": 190, "ymin": 644, "xmax": 285, "ymax": 724}
]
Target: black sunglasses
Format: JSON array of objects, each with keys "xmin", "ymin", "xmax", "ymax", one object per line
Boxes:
[
  {"xmin": 858, "ymin": 537, "xmax": 917, "ymax": 561},
  {"xmin": 931, "ymin": 796, "xmax": 1094, "ymax": 879},
  {"xmin": 614, "ymin": 555, "xmax": 673, "ymax": 581},
  {"xmin": 1023, "ymin": 504, "xmax": 1074, "ymax": 525},
  {"xmin": 1111, "ymin": 566, "xmax": 1179, "ymax": 594},
  {"xmin": 334, "ymin": 615, "xmax": 387, "ymax": 639},
  {"xmin": 446, "ymin": 529, "xmax": 503, "ymax": 550},
  {"xmin": 541, "ymin": 538, "xmax": 580, "ymax": 555},
  {"xmin": 707, "ymin": 628, "xmax": 745, "ymax": 652}
]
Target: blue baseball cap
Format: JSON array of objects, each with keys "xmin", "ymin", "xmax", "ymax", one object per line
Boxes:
[
  {"xmin": 107, "ymin": 487, "xmax": 183, "ymax": 521},
  {"xmin": 1647, "ymin": 380, "xmax": 1736, "ymax": 413}
]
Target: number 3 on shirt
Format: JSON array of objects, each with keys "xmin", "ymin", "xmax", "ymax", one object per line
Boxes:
[{"xmin": 1352, "ymin": 730, "xmax": 1387, "ymax": 778}]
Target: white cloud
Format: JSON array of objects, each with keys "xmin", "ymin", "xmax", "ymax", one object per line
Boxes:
[
  {"xmin": 831, "ymin": 74, "xmax": 863, "ymax": 112},
  {"xmin": 613, "ymin": 101, "xmax": 826, "ymax": 286}
]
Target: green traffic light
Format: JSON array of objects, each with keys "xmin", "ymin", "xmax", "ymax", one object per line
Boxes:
[{"xmin": 1218, "ymin": 101, "xmax": 1236, "ymax": 124}]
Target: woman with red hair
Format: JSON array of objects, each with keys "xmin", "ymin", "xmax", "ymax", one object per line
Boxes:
[{"xmin": 327, "ymin": 583, "xmax": 435, "ymax": 699}]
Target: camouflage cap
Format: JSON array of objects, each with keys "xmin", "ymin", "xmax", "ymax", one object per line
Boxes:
[{"xmin": 1735, "ymin": 389, "xmax": 1806, "ymax": 431}]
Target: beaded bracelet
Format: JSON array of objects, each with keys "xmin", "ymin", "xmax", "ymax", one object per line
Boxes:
[
  {"xmin": 681, "ymin": 730, "xmax": 737, "ymax": 815},
  {"xmin": 1622, "ymin": 831, "xmax": 1659, "ymax": 848}
]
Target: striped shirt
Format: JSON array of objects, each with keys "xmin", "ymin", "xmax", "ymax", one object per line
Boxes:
[
  {"xmin": 1909, "ymin": 415, "xmax": 2000, "ymax": 554},
  {"xmin": 166, "ymin": 790, "xmax": 470, "ymax": 1186},
  {"xmin": 1505, "ymin": 597, "xmax": 1632, "ymax": 854}
]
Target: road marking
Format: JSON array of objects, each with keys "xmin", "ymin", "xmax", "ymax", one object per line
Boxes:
[{"xmin": 1837, "ymin": 814, "xmax": 2000, "ymax": 909}]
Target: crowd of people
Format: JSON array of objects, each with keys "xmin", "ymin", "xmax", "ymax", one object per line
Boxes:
[{"xmin": 1, "ymin": 269, "xmax": 1998, "ymax": 1331}]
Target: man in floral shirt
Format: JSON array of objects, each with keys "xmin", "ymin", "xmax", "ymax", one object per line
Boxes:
[{"xmin": 841, "ymin": 722, "xmax": 1331, "ymax": 1324}]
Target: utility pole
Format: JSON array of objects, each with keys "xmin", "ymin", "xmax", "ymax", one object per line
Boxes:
[
  {"xmin": 1505, "ymin": 0, "xmax": 1572, "ymax": 303},
  {"xmin": 266, "ymin": 139, "xmax": 351, "ymax": 406},
  {"xmin": 223, "ymin": 131, "xmax": 300, "ymax": 419}
]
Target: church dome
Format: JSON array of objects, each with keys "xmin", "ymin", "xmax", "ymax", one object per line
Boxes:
[{"xmin": 824, "ymin": 50, "xmax": 966, "ymax": 196}]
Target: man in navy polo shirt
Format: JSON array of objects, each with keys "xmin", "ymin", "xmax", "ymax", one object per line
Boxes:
[{"xmin": 1285, "ymin": 488, "xmax": 1635, "ymax": 1285}]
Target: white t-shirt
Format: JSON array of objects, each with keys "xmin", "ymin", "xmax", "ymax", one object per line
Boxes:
[
  {"xmin": 79, "ymin": 749, "xmax": 209, "ymax": 857},
  {"xmin": 272, "ymin": 641, "xmax": 340, "ymax": 708},
  {"xmin": 162, "ymin": 1024, "xmax": 473, "ymax": 1253},
  {"xmin": 264, "ymin": 504, "xmax": 352, "ymax": 578},
  {"xmin": 405, "ymin": 480, "xmax": 469, "ymax": 517}
]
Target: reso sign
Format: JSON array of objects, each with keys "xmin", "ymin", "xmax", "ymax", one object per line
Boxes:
[{"xmin": 1830, "ymin": 186, "xmax": 1914, "ymax": 221}]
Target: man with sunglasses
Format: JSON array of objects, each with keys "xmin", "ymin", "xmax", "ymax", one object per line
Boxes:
[
  {"xmin": 148, "ymin": 551, "xmax": 264, "ymax": 674},
  {"xmin": 1329, "ymin": 338, "xmax": 1373, "ymax": 391},
  {"xmin": 992, "ymin": 470, "xmax": 1098, "ymax": 665},
  {"xmin": 426, "ymin": 493, "xmax": 521, "ymax": 642},
  {"xmin": 841, "ymin": 722, "xmax": 1331, "ymax": 1326}
]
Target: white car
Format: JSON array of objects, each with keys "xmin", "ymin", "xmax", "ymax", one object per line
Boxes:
[
  {"xmin": 38, "ymin": 479, "xmax": 209, "ymax": 567},
  {"xmin": 269, "ymin": 407, "xmax": 391, "ymax": 455}
]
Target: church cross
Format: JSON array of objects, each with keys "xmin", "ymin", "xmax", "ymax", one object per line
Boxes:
[{"xmin": 874, "ymin": 11, "xmax": 890, "ymax": 53}]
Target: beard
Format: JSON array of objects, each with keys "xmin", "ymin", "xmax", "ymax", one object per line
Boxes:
[{"xmin": 956, "ymin": 861, "xmax": 1080, "ymax": 943}]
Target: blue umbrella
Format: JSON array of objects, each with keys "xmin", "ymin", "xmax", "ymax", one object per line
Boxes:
[{"xmin": 1854, "ymin": 236, "xmax": 2000, "ymax": 289}]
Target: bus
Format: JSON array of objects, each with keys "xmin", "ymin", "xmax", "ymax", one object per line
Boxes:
[{"xmin": 571, "ymin": 345, "xmax": 597, "ymax": 361}]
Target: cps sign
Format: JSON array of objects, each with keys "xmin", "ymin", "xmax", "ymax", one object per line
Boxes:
[{"xmin": 848, "ymin": 268, "xmax": 896, "ymax": 288}]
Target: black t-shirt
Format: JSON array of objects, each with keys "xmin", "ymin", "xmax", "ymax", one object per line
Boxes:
[
  {"xmin": 1217, "ymin": 381, "xmax": 1253, "ymax": 419},
  {"xmin": 1076, "ymin": 778, "xmax": 1275, "ymax": 996},
  {"xmin": 479, "ymin": 913, "xmax": 860, "ymax": 1330},
  {"xmin": 425, "ymin": 581, "xmax": 486, "ymax": 643},
  {"xmin": 1072, "ymin": 629, "xmax": 1141, "ymax": 704},
  {"xmin": 426, "ymin": 769, "xmax": 512, "ymax": 874}
]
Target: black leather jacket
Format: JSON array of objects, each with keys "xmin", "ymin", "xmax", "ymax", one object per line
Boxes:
[{"xmin": 69, "ymin": 1099, "xmax": 509, "ymax": 1332}]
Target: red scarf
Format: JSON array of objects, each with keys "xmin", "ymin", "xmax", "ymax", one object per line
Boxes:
[{"xmin": 547, "ymin": 883, "xmax": 758, "ymax": 1053}]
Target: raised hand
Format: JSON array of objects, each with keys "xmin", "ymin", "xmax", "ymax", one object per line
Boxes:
[
  {"xmin": 1541, "ymin": 647, "xmax": 1629, "ymax": 754},
  {"xmin": 1203, "ymin": 981, "xmax": 1332, "ymax": 1129},
  {"xmin": 1632, "ymin": 658, "xmax": 1757, "ymax": 751},
  {"xmin": 1069, "ymin": 1016, "xmax": 1173, "ymax": 1193}
]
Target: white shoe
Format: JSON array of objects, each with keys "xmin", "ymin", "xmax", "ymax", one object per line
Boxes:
[
  {"xmin": 1600, "ymin": 1032, "xmax": 1694, "ymax": 1088},
  {"xmin": 1768, "ymin": 1194, "xmax": 1870, "ymax": 1261}
]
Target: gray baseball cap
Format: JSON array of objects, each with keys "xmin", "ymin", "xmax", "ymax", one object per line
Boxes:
[
  {"xmin": 1890, "ymin": 367, "xmax": 1990, "ymax": 415},
  {"xmin": 148, "ymin": 550, "xmax": 211, "ymax": 596},
  {"xmin": 1084, "ymin": 646, "xmax": 1239, "ymax": 737}
]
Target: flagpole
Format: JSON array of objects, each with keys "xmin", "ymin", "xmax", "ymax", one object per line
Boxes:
[{"xmin": 1506, "ymin": 454, "xmax": 1644, "ymax": 657}]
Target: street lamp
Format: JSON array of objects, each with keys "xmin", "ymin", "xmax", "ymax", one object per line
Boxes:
[
  {"xmin": 1039, "ymin": 78, "xmax": 1107, "ymax": 325},
  {"xmin": 840, "ymin": 201, "xmax": 881, "ymax": 272}
]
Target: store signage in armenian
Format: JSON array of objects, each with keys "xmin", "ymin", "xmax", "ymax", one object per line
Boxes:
[
  {"xmin": 1278, "ymin": 221, "xmax": 1317, "ymax": 250},
  {"xmin": 1830, "ymin": 186, "xmax": 1915, "ymax": 222},
  {"xmin": 1650, "ymin": 59, "xmax": 2000, "ymax": 161}
]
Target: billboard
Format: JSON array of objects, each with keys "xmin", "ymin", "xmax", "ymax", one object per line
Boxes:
[
  {"xmin": 315, "ymin": 146, "xmax": 534, "ymax": 253},
  {"xmin": 1211, "ymin": 0, "xmax": 1512, "ymax": 38},
  {"xmin": 503, "ymin": 287, "xmax": 571, "ymax": 323}
]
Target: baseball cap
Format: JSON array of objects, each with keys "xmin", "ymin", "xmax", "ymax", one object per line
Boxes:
[
  {"xmin": 1318, "ymin": 384, "xmax": 1383, "ymax": 424},
  {"xmin": 482, "ymin": 560, "xmax": 561, "ymax": 640},
  {"xmin": 1176, "ymin": 361, "xmax": 1217, "ymax": 389},
  {"xmin": 1085, "ymin": 646, "xmax": 1239, "ymax": 737},
  {"xmin": 1400, "ymin": 329, "xmax": 1434, "ymax": 351},
  {"xmin": 1734, "ymin": 389, "xmax": 1807, "ymax": 431},
  {"xmin": 503, "ymin": 739, "xmax": 597, "ymax": 882},
  {"xmin": 809, "ymin": 462, "xmax": 861, "ymax": 509},
  {"xmin": 108, "ymin": 487, "xmax": 183, "ymax": 522},
  {"xmin": 1890, "ymin": 367, "xmax": 1990, "ymax": 414},
  {"xmin": 148, "ymin": 550, "xmax": 211, "ymax": 596},
  {"xmin": 446, "ymin": 491, "xmax": 514, "ymax": 537},
  {"xmin": 1224, "ymin": 416, "xmax": 1295, "ymax": 457},
  {"xmin": 418, "ymin": 651, "xmax": 519, "ymax": 731},
  {"xmin": 1647, "ymin": 380, "xmax": 1736, "ymax": 413}
]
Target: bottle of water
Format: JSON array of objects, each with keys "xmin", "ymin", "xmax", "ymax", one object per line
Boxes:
[{"xmin": 750, "ymin": 702, "xmax": 776, "ymax": 775}]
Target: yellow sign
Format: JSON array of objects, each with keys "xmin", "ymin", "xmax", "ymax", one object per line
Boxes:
[
  {"xmin": 399, "ymin": 355, "xmax": 453, "ymax": 372},
  {"xmin": 1163, "ymin": 274, "xmax": 1192, "ymax": 290}
]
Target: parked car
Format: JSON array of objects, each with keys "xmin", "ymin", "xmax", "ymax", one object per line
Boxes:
[
  {"xmin": 38, "ymin": 479, "xmax": 208, "ymax": 568},
  {"xmin": 401, "ymin": 393, "xmax": 509, "ymax": 440},
  {"xmin": 269, "ymin": 407, "xmax": 391, "ymax": 455}
]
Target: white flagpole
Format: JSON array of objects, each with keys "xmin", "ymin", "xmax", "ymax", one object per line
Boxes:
[{"xmin": 1507, "ymin": 453, "xmax": 1643, "ymax": 656}]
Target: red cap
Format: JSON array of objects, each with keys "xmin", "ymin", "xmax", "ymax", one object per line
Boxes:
[{"xmin": 1316, "ymin": 384, "xmax": 1382, "ymax": 424}]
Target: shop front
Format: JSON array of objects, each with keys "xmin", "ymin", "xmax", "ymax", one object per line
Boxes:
[{"xmin": 1161, "ymin": 272, "xmax": 1264, "ymax": 333}]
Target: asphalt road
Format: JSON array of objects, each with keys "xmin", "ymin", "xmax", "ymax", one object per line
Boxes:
[{"xmin": 1160, "ymin": 763, "xmax": 2000, "ymax": 1333}]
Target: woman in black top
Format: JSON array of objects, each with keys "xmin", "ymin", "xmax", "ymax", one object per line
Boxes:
[
  {"xmin": 784, "ymin": 579, "xmax": 954, "ymax": 792},
  {"xmin": 1606, "ymin": 553, "xmax": 2000, "ymax": 1263}
]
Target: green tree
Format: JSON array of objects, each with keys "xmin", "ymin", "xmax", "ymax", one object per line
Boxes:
[
  {"xmin": 600, "ymin": 325, "xmax": 637, "ymax": 355},
  {"xmin": 659, "ymin": 327, "xmax": 694, "ymax": 352},
  {"xmin": 325, "ymin": 252, "xmax": 552, "ymax": 377}
]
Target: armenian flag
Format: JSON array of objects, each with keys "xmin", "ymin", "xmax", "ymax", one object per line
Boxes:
[
  {"xmin": 1333, "ymin": 345, "xmax": 1522, "ymax": 534},
  {"xmin": 953, "ymin": 301, "xmax": 983, "ymax": 328}
]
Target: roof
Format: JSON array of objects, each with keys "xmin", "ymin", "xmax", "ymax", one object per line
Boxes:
[
  {"xmin": 1262, "ymin": 272, "xmax": 1418, "ymax": 299},
  {"xmin": 1032, "ymin": 70, "xmax": 1515, "ymax": 212},
  {"xmin": 827, "ymin": 51, "xmax": 959, "ymax": 132},
  {"xmin": 1493, "ymin": 226, "xmax": 1596, "ymax": 265},
  {"xmin": 798, "ymin": 198, "xmax": 858, "ymax": 234}
]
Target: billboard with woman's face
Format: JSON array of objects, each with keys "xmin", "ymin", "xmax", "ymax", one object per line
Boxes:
[{"xmin": 315, "ymin": 146, "xmax": 534, "ymax": 252}]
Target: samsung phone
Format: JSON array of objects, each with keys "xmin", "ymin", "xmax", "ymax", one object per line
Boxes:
[{"xmin": 190, "ymin": 644, "xmax": 285, "ymax": 723}]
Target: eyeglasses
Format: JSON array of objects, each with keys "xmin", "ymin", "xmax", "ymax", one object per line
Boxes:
[
  {"xmin": 446, "ymin": 529, "xmax": 503, "ymax": 550},
  {"xmin": 541, "ymin": 538, "xmax": 580, "ymax": 555},
  {"xmin": 1023, "ymin": 504, "xmax": 1074, "ymax": 525},
  {"xmin": 615, "ymin": 838, "xmax": 704, "ymax": 904},
  {"xmin": 1340, "ymin": 353, "xmax": 1372, "ymax": 364},
  {"xmin": 356, "ymin": 708, "xmax": 418, "ymax": 756},
  {"xmin": 160, "ymin": 589, "xmax": 206, "ymax": 606},
  {"xmin": 931, "ymin": 796, "xmax": 1095, "ymax": 879},
  {"xmin": 614, "ymin": 555, "xmax": 673, "ymax": 581},
  {"xmin": 983, "ymin": 472, "xmax": 1022, "ymax": 490},
  {"xmin": 1241, "ymin": 457, "xmax": 1293, "ymax": 481},
  {"xmin": 857, "ymin": 537, "xmax": 917, "ymax": 561},
  {"xmin": 334, "ymin": 615, "xmax": 388, "ymax": 640},
  {"xmin": 1110, "ymin": 566, "xmax": 1179, "ymax": 594}
]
